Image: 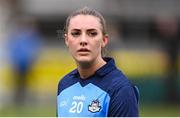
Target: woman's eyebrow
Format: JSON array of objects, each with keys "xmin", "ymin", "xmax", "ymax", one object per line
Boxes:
[
  {"xmin": 71, "ymin": 29, "xmax": 97, "ymax": 32},
  {"xmin": 71, "ymin": 29, "xmax": 81, "ymax": 32},
  {"xmin": 87, "ymin": 29, "xmax": 97, "ymax": 32}
]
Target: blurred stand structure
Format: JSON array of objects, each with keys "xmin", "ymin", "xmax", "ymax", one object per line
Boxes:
[
  {"xmin": 155, "ymin": 15, "xmax": 180, "ymax": 103},
  {"xmin": 0, "ymin": 0, "xmax": 180, "ymax": 116},
  {"xmin": 0, "ymin": 0, "xmax": 15, "ymax": 109}
]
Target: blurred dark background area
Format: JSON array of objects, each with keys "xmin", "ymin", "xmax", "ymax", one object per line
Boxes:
[{"xmin": 0, "ymin": 0, "xmax": 179, "ymax": 116}]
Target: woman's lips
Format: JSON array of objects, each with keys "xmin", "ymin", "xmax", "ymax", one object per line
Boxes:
[
  {"xmin": 77, "ymin": 48, "xmax": 90, "ymax": 55},
  {"xmin": 78, "ymin": 48, "xmax": 90, "ymax": 52}
]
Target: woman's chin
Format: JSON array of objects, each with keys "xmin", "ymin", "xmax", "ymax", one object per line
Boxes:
[
  {"xmin": 78, "ymin": 58, "xmax": 91, "ymax": 63},
  {"xmin": 75, "ymin": 56, "xmax": 92, "ymax": 64}
]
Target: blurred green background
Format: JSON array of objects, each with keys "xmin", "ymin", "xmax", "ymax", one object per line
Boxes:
[{"xmin": 0, "ymin": 0, "xmax": 180, "ymax": 117}]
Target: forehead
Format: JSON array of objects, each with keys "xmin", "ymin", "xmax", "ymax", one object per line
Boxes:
[{"xmin": 69, "ymin": 15, "xmax": 101, "ymax": 30}]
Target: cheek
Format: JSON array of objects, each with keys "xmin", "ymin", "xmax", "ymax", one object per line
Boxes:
[
  {"xmin": 92, "ymin": 39, "xmax": 103, "ymax": 52},
  {"xmin": 69, "ymin": 42, "xmax": 76, "ymax": 51},
  {"xmin": 66, "ymin": 39, "xmax": 76, "ymax": 52},
  {"xmin": 97, "ymin": 37, "xmax": 104, "ymax": 48},
  {"xmin": 67, "ymin": 36, "xmax": 77, "ymax": 47}
]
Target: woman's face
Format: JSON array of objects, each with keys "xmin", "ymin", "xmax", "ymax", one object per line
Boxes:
[{"xmin": 65, "ymin": 15, "xmax": 108, "ymax": 65}]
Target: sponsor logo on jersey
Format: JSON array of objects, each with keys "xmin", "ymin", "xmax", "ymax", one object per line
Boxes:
[
  {"xmin": 73, "ymin": 95, "xmax": 86, "ymax": 101},
  {"xmin": 88, "ymin": 99, "xmax": 101, "ymax": 113}
]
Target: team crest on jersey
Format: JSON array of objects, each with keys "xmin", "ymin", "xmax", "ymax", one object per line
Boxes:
[{"xmin": 88, "ymin": 99, "xmax": 101, "ymax": 113}]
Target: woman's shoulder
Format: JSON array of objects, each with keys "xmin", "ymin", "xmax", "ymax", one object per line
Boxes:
[
  {"xmin": 106, "ymin": 68, "xmax": 137, "ymax": 98},
  {"xmin": 57, "ymin": 69, "xmax": 78, "ymax": 95},
  {"xmin": 108, "ymin": 68, "xmax": 131, "ymax": 86},
  {"xmin": 97, "ymin": 68, "xmax": 132, "ymax": 94},
  {"xmin": 59, "ymin": 69, "xmax": 78, "ymax": 83}
]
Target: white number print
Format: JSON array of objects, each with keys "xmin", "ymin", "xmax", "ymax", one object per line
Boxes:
[{"xmin": 69, "ymin": 101, "xmax": 83, "ymax": 113}]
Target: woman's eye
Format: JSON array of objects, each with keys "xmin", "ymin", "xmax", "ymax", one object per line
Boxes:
[
  {"xmin": 71, "ymin": 32, "xmax": 80, "ymax": 37},
  {"xmin": 88, "ymin": 32, "xmax": 97, "ymax": 37}
]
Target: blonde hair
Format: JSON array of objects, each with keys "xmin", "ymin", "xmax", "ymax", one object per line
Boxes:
[{"xmin": 64, "ymin": 7, "xmax": 108, "ymax": 36}]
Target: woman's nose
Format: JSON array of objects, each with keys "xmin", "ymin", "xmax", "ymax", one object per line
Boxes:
[
  {"xmin": 80, "ymin": 34, "xmax": 88, "ymax": 46},
  {"xmin": 80, "ymin": 41, "xmax": 87, "ymax": 46}
]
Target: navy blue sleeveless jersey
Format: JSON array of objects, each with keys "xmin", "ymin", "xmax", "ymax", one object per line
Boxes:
[{"xmin": 57, "ymin": 57, "xmax": 139, "ymax": 117}]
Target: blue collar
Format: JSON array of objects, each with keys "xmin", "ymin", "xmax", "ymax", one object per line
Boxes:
[{"xmin": 69, "ymin": 57, "xmax": 117, "ymax": 77}]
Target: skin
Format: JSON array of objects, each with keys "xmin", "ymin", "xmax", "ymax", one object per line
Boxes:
[{"xmin": 65, "ymin": 15, "xmax": 109, "ymax": 79}]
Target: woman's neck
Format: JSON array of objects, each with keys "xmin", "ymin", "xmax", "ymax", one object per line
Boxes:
[{"xmin": 77, "ymin": 58, "xmax": 106, "ymax": 79}]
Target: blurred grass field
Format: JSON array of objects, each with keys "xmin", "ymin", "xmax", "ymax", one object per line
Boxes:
[
  {"xmin": 140, "ymin": 104, "xmax": 180, "ymax": 117},
  {"xmin": 0, "ymin": 104, "xmax": 180, "ymax": 117}
]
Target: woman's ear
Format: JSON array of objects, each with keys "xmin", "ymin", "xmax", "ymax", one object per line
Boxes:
[
  {"xmin": 102, "ymin": 34, "xmax": 109, "ymax": 48},
  {"xmin": 64, "ymin": 34, "xmax": 69, "ymax": 47}
]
